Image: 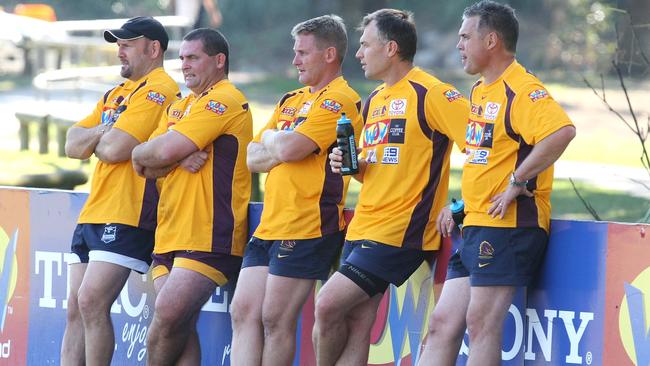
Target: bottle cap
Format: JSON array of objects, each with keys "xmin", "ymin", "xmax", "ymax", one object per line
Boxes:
[
  {"xmin": 337, "ymin": 113, "xmax": 351, "ymax": 125},
  {"xmin": 450, "ymin": 198, "xmax": 464, "ymax": 214}
]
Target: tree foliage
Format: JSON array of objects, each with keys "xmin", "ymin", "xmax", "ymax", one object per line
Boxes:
[{"xmin": 0, "ymin": 0, "xmax": 647, "ymax": 77}]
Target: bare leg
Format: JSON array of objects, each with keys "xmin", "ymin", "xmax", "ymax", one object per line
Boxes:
[
  {"xmin": 312, "ymin": 272, "xmax": 373, "ymax": 366},
  {"xmin": 261, "ymin": 274, "xmax": 315, "ymax": 366},
  {"xmin": 146, "ymin": 268, "xmax": 216, "ymax": 366},
  {"xmin": 175, "ymin": 312, "xmax": 201, "ymax": 366},
  {"xmin": 77, "ymin": 261, "xmax": 131, "ymax": 366},
  {"xmin": 230, "ymin": 266, "xmax": 268, "ymax": 366},
  {"xmin": 417, "ymin": 277, "xmax": 470, "ymax": 366},
  {"xmin": 61, "ymin": 263, "xmax": 87, "ymax": 366},
  {"xmin": 334, "ymin": 294, "xmax": 383, "ymax": 366},
  {"xmin": 465, "ymin": 286, "xmax": 516, "ymax": 366}
]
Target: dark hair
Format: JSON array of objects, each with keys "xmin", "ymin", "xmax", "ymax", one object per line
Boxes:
[
  {"xmin": 291, "ymin": 15, "xmax": 348, "ymax": 64},
  {"xmin": 183, "ymin": 28, "xmax": 230, "ymax": 74},
  {"xmin": 463, "ymin": 0, "xmax": 518, "ymax": 53},
  {"xmin": 358, "ymin": 9, "xmax": 417, "ymax": 63}
]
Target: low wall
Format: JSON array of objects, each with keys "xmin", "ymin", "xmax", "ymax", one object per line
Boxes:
[{"xmin": 0, "ymin": 187, "xmax": 647, "ymax": 365}]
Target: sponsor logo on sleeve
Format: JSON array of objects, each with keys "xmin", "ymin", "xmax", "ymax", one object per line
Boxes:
[
  {"xmin": 484, "ymin": 102, "xmax": 501, "ymax": 121},
  {"xmin": 443, "ymin": 89, "xmax": 462, "ymax": 102},
  {"xmin": 205, "ymin": 100, "xmax": 228, "ymax": 115},
  {"xmin": 381, "ymin": 146, "xmax": 400, "ymax": 164},
  {"xmin": 320, "ymin": 99, "xmax": 342, "ymax": 113},
  {"xmin": 388, "ymin": 119, "xmax": 406, "ymax": 144},
  {"xmin": 145, "ymin": 91, "xmax": 166, "ymax": 106},
  {"xmin": 529, "ymin": 89, "xmax": 549, "ymax": 102},
  {"xmin": 388, "ymin": 99, "xmax": 407, "ymax": 116}
]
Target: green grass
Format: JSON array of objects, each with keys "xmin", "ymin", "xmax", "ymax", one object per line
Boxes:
[{"xmin": 333, "ymin": 168, "xmax": 649, "ymax": 223}]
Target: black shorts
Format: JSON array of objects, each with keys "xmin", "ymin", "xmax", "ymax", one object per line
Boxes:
[
  {"xmin": 341, "ymin": 240, "xmax": 428, "ymax": 287},
  {"xmin": 241, "ymin": 231, "xmax": 344, "ymax": 280},
  {"xmin": 446, "ymin": 226, "xmax": 548, "ymax": 286},
  {"xmin": 70, "ymin": 223, "xmax": 154, "ymax": 274}
]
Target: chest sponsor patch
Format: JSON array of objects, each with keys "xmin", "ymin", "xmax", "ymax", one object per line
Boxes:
[
  {"xmin": 170, "ymin": 109, "xmax": 183, "ymax": 119},
  {"xmin": 381, "ymin": 146, "xmax": 400, "ymax": 164},
  {"xmin": 529, "ymin": 89, "xmax": 548, "ymax": 102},
  {"xmin": 388, "ymin": 119, "xmax": 405, "ymax": 144},
  {"xmin": 466, "ymin": 120, "xmax": 494, "ymax": 148},
  {"xmin": 366, "ymin": 148, "xmax": 378, "ymax": 164},
  {"xmin": 281, "ymin": 107, "xmax": 296, "ymax": 116},
  {"xmin": 363, "ymin": 120, "xmax": 389, "ymax": 147},
  {"xmin": 444, "ymin": 89, "xmax": 462, "ymax": 102},
  {"xmin": 146, "ymin": 90, "xmax": 166, "ymax": 105},
  {"xmin": 471, "ymin": 103, "xmax": 483, "ymax": 117},
  {"xmin": 277, "ymin": 116, "xmax": 306, "ymax": 131},
  {"xmin": 388, "ymin": 99, "xmax": 407, "ymax": 116},
  {"xmin": 484, "ymin": 102, "xmax": 501, "ymax": 121},
  {"xmin": 205, "ymin": 100, "xmax": 228, "ymax": 115},
  {"xmin": 101, "ymin": 107, "xmax": 116, "ymax": 125},
  {"xmin": 465, "ymin": 148, "xmax": 490, "ymax": 165},
  {"xmin": 299, "ymin": 101, "xmax": 312, "ymax": 115},
  {"xmin": 371, "ymin": 105, "xmax": 387, "ymax": 119},
  {"xmin": 320, "ymin": 99, "xmax": 342, "ymax": 113}
]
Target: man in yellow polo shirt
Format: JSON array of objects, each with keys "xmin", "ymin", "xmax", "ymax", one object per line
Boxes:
[
  {"xmin": 418, "ymin": 2, "xmax": 576, "ymax": 365},
  {"xmin": 61, "ymin": 17, "xmax": 179, "ymax": 366},
  {"xmin": 131, "ymin": 28, "xmax": 252, "ymax": 365},
  {"xmin": 229, "ymin": 15, "xmax": 363, "ymax": 366},
  {"xmin": 316, "ymin": 9, "xmax": 469, "ymax": 365}
]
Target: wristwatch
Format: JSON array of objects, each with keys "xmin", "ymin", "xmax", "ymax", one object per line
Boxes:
[{"xmin": 509, "ymin": 172, "xmax": 528, "ymax": 187}]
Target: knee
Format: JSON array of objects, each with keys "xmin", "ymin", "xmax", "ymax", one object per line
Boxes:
[
  {"xmin": 314, "ymin": 295, "xmax": 342, "ymax": 327},
  {"xmin": 426, "ymin": 308, "xmax": 466, "ymax": 341},
  {"xmin": 261, "ymin": 307, "xmax": 296, "ymax": 336},
  {"xmin": 261, "ymin": 311, "xmax": 281, "ymax": 335},
  {"xmin": 77, "ymin": 288, "xmax": 106, "ymax": 320},
  {"xmin": 230, "ymin": 296, "xmax": 260, "ymax": 329},
  {"xmin": 65, "ymin": 293, "xmax": 82, "ymax": 323},
  {"xmin": 465, "ymin": 310, "xmax": 489, "ymax": 341},
  {"xmin": 151, "ymin": 299, "xmax": 184, "ymax": 334}
]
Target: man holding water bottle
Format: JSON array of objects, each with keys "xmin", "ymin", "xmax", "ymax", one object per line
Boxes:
[
  {"xmin": 316, "ymin": 9, "xmax": 469, "ymax": 365},
  {"xmin": 230, "ymin": 15, "xmax": 363, "ymax": 366}
]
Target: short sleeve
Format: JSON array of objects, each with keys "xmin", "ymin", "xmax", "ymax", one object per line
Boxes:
[
  {"xmin": 294, "ymin": 92, "xmax": 359, "ymax": 153},
  {"xmin": 113, "ymin": 84, "xmax": 177, "ymax": 143},
  {"xmin": 171, "ymin": 94, "xmax": 244, "ymax": 149},
  {"xmin": 425, "ymin": 84, "xmax": 470, "ymax": 151},
  {"xmin": 512, "ymin": 84, "xmax": 573, "ymax": 145}
]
